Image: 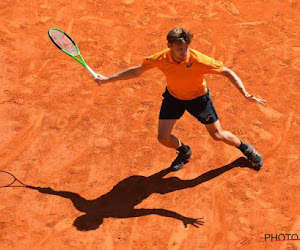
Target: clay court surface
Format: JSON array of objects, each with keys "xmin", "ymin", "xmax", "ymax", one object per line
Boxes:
[{"xmin": 0, "ymin": 0, "xmax": 300, "ymax": 249}]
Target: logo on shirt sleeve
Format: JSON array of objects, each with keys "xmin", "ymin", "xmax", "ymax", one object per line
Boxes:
[{"xmin": 186, "ymin": 63, "xmax": 193, "ymax": 67}]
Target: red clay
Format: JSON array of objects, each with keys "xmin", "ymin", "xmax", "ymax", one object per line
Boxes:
[{"xmin": 0, "ymin": 0, "xmax": 300, "ymax": 249}]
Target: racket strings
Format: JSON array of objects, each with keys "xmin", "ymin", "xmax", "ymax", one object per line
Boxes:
[{"xmin": 49, "ymin": 30, "xmax": 78, "ymax": 56}]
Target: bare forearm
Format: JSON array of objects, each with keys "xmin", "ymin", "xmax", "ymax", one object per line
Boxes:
[
  {"xmin": 100, "ymin": 66, "xmax": 143, "ymax": 83},
  {"xmin": 221, "ymin": 67, "xmax": 251, "ymax": 98},
  {"xmin": 220, "ymin": 66, "xmax": 266, "ymax": 104}
]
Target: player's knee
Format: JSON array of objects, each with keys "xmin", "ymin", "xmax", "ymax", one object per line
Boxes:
[{"xmin": 210, "ymin": 131, "xmax": 224, "ymax": 141}]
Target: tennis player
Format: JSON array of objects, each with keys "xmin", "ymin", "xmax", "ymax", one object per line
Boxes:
[{"xmin": 96, "ymin": 27, "xmax": 266, "ymax": 171}]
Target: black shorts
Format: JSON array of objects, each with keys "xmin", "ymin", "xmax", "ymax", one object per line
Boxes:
[{"xmin": 159, "ymin": 88, "xmax": 218, "ymax": 124}]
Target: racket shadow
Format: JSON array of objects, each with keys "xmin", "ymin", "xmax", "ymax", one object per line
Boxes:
[{"xmin": 2, "ymin": 157, "xmax": 253, "ymax": 231}]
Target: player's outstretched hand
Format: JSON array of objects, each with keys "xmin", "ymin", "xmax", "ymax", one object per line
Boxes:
[
  {"xmin": 246, "ymin": 94, "xmax": 267, "ymax": 105},
  {"xmin": 95, "ymin": 74, "xmax": 109, "ymax": 85},
  {"xmin": 182, "ymin": 217, "xmax": 204, "ymax": 228}
]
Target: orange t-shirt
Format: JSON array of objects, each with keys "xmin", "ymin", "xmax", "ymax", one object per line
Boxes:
[{"xmin": 142, "ymin": 48, "xmax": 223, "ymax": 100}]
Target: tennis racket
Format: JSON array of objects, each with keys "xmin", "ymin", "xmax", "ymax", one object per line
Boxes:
[
  {"xmin": 0, "ymin": 170, "xmax": 34, "ymax": 189},
  {"xmin": 48, "ymin": 28, "xmax": 98, "ymax": 79}
]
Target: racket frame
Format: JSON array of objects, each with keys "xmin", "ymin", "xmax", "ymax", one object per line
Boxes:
[{"xmin": 48, "ymin": 28, "xmax": 98, "ymax": 78}]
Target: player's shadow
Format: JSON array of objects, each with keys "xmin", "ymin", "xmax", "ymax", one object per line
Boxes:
[{"xmin": 28, "ymin": 157, "xmax": 253, "ymax": 231}]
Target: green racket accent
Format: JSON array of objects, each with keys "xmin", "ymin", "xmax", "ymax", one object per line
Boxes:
[
  {"xmin": 66, "ymin": 50, "xmax": 87, "ymax": 67},
  {"xmin": 48, "ymin": 28, "xmax": 98, "ymax": 78}
]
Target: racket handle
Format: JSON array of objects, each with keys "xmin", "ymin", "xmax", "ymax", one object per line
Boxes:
[{"xmin": 85, "ymin": 65, "xmax": 98, "ymax": 79}]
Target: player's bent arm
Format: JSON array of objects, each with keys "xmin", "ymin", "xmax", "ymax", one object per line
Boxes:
[
  {"xmin": 96, "ymin": 65, "xmax": 143, "ymax": 84},
  {"xmin": 221, "ymin": 66, "xmax": 267, "ymax": 104},
  {"xmin": 221, "ymin": 66, "xmax": 251, "ymax": 98}
]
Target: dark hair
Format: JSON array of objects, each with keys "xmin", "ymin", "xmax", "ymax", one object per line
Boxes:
[{"xmin": 167, "ymin": 27, "xmax": 193, "ymax": 45}]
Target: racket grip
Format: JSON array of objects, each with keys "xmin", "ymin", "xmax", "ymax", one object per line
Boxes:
[{"xmin": 85, "ymin": 65, "xmax": 98, "ymax": 79}]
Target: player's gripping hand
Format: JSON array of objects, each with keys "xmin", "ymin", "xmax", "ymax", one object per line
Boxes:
[{"xmin": 95, "ymin": 73, "xmax": 109, "ymax": 85}]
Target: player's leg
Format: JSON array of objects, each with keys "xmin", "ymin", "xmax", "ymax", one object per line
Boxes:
[
  {"xmin": 158, "ymin": 88, "xmax": 186, "ymax": 149},
  {"xmin": 187, "ymin": 89, "xmax": 243, "ymax": 147},
  {"xmin": 205, "ymin": 120, "xmax": 263, "ymax": 167},
  {"xmin": 158, "ymin": 119, "xmax": 192, "ymax": 171},
  {"xmin": 157, "ymin": 119, "xmax": 180, "ymax": 149},
  {"xmin": 158, "ymin": 88, "xmax": 192, "ymax": 171},
  {"xmin": 205, "ymin": 120, "xmax": 240, "ymax": 147},
  {"xmin": 187, "ymin": 89, "xmax": 263, "ymax": 167}
]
